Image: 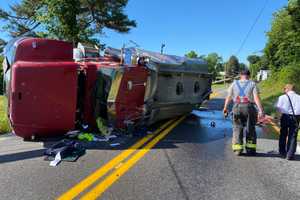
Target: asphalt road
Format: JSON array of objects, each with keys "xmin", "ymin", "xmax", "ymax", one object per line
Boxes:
[{"xmin": 1, "ymin": 88, "xmax": 300, "ymax": 200}]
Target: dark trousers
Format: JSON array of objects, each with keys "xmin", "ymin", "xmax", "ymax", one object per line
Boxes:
[
  {"xmin": 232, "ymin": 103, "xmax": 257, "ymax": 152},
  {"xmin": 279, "ymin": 114, "xmax": 299, "ymax": 158}
]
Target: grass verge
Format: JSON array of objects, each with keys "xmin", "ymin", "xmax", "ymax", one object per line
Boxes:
[
  {"xmin": 212, "ymin": 82, "xmax": 227, "ymax": 91},
  {"xmin": 266, "ymin": 123, "xmax": 300, "ymax": 141},
  {"xmin": 259, "ymin": 80, "xmax": 284, "ymax": 117},
  {"xmin": 0, "ymin": 95, "xmax": 11, "ymax": 134}
]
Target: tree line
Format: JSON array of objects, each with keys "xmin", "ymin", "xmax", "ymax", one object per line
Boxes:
[
  {"xmin": 247, "ymin": 0, "xmax": 300, "ymax": 79},
  {"xmin": 0, "ymin": 0, "xmax": 136, "ymax": 48},
  {"xmin": 0, "ymin": 0, "xmax": 299, "ymax": 92},
  {"xmin": 185, "ymin": 51, "xmax": 246, "ymax": 80},
  {"xmin": 0, "ymin": 0, "xmax": 136, "ymax": 95},
  {"xmin": 187, "ymin": 0, "xmax": 300, "ymax": 81}
]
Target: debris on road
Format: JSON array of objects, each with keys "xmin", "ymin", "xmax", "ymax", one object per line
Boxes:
[
  {"xmin": 110, "ymin": 143, "xmax": 121, "ymax": 147},
  {"xmin": 65, "ymin": 130, "xmax": 81, "ymax": 138},
  {"xmin": 76, "ymin": 132, "xmax": 119, "ymax": 142},
  {"xmin": 93, "ymin": 136, "xmax": 109, "ymax": 142},
  {"xmin": 78, "ymin": 133, "xmax": 94, "ymax": 142},
  {"xmin": 82, "ymin": 124, "xmax": 89, "ymax": 130},
  {"xmin": 106, "ymin": 134, "xmax": 117, "ymax": 140},
  {"xmin": 44, "ymin": 139, "xmax": 86, "ymax": 166},
  {"xmin": 49, "ymin": 152, "xmax": 62, "ymax": 167}
]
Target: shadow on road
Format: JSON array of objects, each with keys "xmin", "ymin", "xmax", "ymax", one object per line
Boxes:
[
  {"xmin": 0, "ymin": 112, "xmax": 227, "ymax": 164},
  {"xmin": 0, "ymin": 149, "xmax": 46, "ymax": 164},
  {"xmin": 244, "ymin": 152, "xmax": 300, "ymax": 161},
  {"xmin": 0, "ymin": 133, "xmax": 150, "ymax": 164},
  {"xmin": 0, "ymin": 96, "xmax": 285, "ymax": 164}
]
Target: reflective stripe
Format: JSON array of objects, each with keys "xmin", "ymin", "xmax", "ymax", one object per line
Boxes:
[
  {"xmin": 232, "ymin": 144, "xmax": 243, "ymax": 150},
  {"xmin": 246, "ymin": 143, "xmax": 256, "ymax": 149}
]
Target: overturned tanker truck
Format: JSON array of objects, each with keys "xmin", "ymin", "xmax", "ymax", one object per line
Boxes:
[{"xmin": 2, "ymin": 37, "xmax": 212, "ymax": 139}]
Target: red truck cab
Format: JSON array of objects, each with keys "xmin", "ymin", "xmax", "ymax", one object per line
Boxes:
[{"xmin": 3, "ymin": 37, "xmax": 78, "ymax": 139}]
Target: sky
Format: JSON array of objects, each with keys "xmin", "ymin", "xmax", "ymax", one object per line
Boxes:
[{"xmin": 0, "ymin": 0, "xmax": 288, "ymax": 64}]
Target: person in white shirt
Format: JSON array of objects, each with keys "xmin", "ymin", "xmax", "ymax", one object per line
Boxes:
[{"xmin": 275, "ymin": 84, "xmax": 300, "ymax": 160}]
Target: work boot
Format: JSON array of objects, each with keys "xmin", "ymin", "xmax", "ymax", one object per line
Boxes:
[
  {"xmin": 279, "ymin": 152, "xmax": 286, "ymax": 158},
  {"xmin": 234, "ymin": 150, "xmax": 242, "ymax": 156},
  {"xmin": 286, "ymin": 155, "xmax": 295, "ymax": 161},
  {"xmin": 246, "ymin": 149, "xmax": 256, "ymax": 156}
]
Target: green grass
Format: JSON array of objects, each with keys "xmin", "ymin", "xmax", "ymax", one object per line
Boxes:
[
  {"xmin": 267, "ymin": 124, "xmax": 300, "ymax": 141},
  {"xmin": 0, "ymin": 95, "xmax": 11, "ymax": 134},
  {"xmin": 212, "ymin": 82, "xmax": 226, "ymax": 90},
  {"xmin": 259, "ymin": 79, "xmax": 285, "ymax": 117}
]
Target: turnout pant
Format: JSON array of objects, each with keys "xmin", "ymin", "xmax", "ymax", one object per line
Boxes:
[
  {"xmin": 232, "ymin": 103, "xmax": 257, "ymax": 152},
  {"xmin": 279, "ymin": 114, "xmax": 299, "ymax": 158}
]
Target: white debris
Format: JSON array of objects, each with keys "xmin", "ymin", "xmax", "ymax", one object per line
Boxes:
[
  {"xmin": 50, "ymin": 152, "xmax": 62, "ymax": 167},
  {"xmin": 65, "ymin": 130, "xmax": 80, "ymax": 137},
  {"xmin": 106, "ymin": 134, "xmax": 117, "ymax": 140},
  {"xmin": 93, "ymin": 136, "xmax": 109, "ymax": 142},
  {"xmin": 82, "ymin": 124, "xmax": 89, "ymax": 129},
  {"xmin": 110, "ymin": 143, "xmax": 120, "ymax": 147}
]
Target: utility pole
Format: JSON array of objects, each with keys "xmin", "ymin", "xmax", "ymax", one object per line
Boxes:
[
  {"xmin": 161, "ymin": 43, "xmax": 165, "ymax": 54},
  {"xmin": 224, "ymin": 63, "xmax": 227, "ymax": 85}
]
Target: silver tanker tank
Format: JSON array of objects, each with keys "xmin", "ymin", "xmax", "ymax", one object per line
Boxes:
[{"xmin": 104, "ymin": 47, "xmax": 212, "ymax": 125}]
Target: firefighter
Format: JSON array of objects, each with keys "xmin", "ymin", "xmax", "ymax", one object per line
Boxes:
[{"xmin": 223, "ymin": 70, "xmax": 264, "ymax": 156}]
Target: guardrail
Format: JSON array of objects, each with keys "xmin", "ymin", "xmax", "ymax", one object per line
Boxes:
[{"xmin": 212, "ymin": 77, "xmax": 234, "ymax": 84}]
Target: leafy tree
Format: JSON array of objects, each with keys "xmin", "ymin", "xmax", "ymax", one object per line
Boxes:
[
  {"xmin": 0, "ymin": 0, "xmax": 136, "ymax": 46},
  {"xmin": 206, "ymin": 53, "xmax": 222, "ymax": 69},
  {"xmin": 205, "ymin": 53, "xmax": 223, "ymax": 79},
  {"xmin": 215, "ymin": 63, "xmax": 224, "ymax": 73},
  {"xmin": 250, "ymin": 63, "xmax": 261, "ymax": 79},
  {"xmin": 288, "ymin": 0, "xmax": 300, "ymax": 31},
  {"xmin": 247, "ymin": 55, "xmax": 261, "ymax": 78},
  {"xmin": 206, "ymin": 53, "xmax": 222, "ymax": 64},
  {"xmin": 199, "ymin": 55, "xmax": 206, "ymax": 59},
  {"xmin": 247, "ymin": 55, "xmax": 269, "ymax": 78},
  {"xmin": 264, "ymin": 0, "xmax": 300, "ymax": 70},
  {"xmin": 185, "ymin": 50, "xmax": 198, "ymax": 59},
  {"xmin": 239, "ymin": 63, "xmax": 247, "ymax": 71},
  {"xmin": 185, "ymin": 51, "xmax": 224, "ymax": 79},
  {"xmin": 259, "ymin": 55, "xmax": 269, "ymax": 70},
  {"xmin": 0, "ymin": 55, "xmax": 3, "ymax": 95},
  {"xmin": 0, "ymin": 39, "xmax": 6, "ymax": 53},
  {"xmin": 247, "ymin": 55, "xmax": 260, "ymax": 65},
  {"xmin": 185, "ymin": 50, "xmax": 206, "ymax": 59},
  {"xmin": 226, "ymin": 55, "xmax": 240, "ymax": 76}
]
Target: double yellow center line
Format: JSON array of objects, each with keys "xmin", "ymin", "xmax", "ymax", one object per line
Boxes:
[
  {"xmin": 210, "ymin": 91, "xmax": 219, "ymax": 99},
  {"xmin": 57, "ymin": 116, "xmax": 186, "ymax": 200}
]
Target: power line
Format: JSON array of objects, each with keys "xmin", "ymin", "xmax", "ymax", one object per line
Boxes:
[{"xmin": 235, "ymin": 0, "xmax": 269, "ymax": 56}]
